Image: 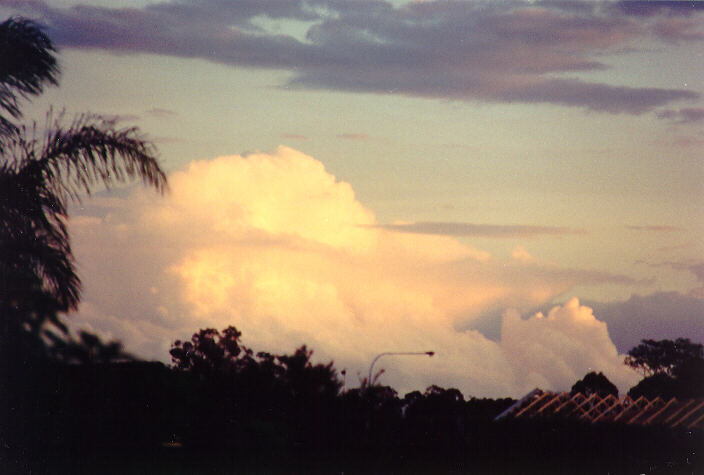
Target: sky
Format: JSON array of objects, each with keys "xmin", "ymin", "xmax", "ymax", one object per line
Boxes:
[{"xmin": 3, "ymin": 0, "xmax": 703, "ymax": 397}]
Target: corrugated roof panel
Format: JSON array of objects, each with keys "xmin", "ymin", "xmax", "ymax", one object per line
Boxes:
[
  {"xmin": 628, "ymin": 397, "xmax": 666, "ymax": 425},
  {"xmin": 643, "ymin": 398, "xmax": 679, "ymax": 426},
  {"xmin": 495, "ymin": 389, "xmax": 704, "ymax": 431},
  {"xmin": 515, "ymin": 391, "xmax": 554, "ymax": 418},
  {"xmin": 671, "ymin": 400, "xmax": 704, "ymax": 428}
]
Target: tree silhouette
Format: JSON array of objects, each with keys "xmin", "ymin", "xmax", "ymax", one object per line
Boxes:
[
  {"xmin": 625, "ymin": 338, "xmax": 704, "ymax": 399},
  {"xmin": 46, "ymin": 329, "xmax": 133, "ymax": 364},
  {"xmin": 624, "ymin": 338, "xmax": 703, "ymax": 377},
  {"xmin": 168, "ymin": 326, "xmax": 344, "ymax": 451},
  {"xmin": 570, "ymin": 371, "xmax": 618, "ymax": 397},
  {"xmin": 0, "ymin": 17, "xmax": 167, "ymax": 349},
  {"xmin": 0, "ymin": 17, "xmax": 58, "ymax": 137},
  {"xmin": 169, "ymin": 326, "xmax": 253, "ymax": 378}
]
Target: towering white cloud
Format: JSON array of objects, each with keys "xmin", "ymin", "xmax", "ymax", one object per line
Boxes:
[
  {"xmin": 69, "ymin": 146, "xmax": 638, "ymax": 397},
  {"xmin": 500, "ymin": 299, "xmax": 638, "ymax": 393}
]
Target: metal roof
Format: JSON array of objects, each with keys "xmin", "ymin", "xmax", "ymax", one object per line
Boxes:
[{"xmin": 494, "ymin": 388, "xmax": 704, "ymax": 430}]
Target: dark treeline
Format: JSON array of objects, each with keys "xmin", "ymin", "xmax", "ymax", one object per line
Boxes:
[
  {"xmin": 1, "ymin": 16, "xmax": 702, "ymax": 474},
  {"xmin": 3, "ymin": 326, "xmax": 702, "ymax": 474}
]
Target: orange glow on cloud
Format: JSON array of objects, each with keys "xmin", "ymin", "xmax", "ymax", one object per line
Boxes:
[{"xmin": 70, "ymin": 147, "xmax": 638, "ymax": 396}]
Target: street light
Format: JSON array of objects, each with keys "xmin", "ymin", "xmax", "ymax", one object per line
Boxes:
[{"xmin": 367, "ymin": 351, "xmax": 435, "ymax": 386}]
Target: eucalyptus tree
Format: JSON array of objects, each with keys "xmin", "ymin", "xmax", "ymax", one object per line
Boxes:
[{"xmin": 625, "ymin": 338, "xmax": 704, "ymax": 377}]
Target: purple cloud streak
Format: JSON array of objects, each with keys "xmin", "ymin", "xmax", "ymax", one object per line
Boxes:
[
  {"xmin": 2, "ymin": 0, "xmax": 701, "ymax": 113},
  {"xmin": 656, "ymin": 107, "xmax": 704, "ymax": 123},
  {"xmin": 374, "ymin": 221, "xmax": 585, "ymax": 238}
]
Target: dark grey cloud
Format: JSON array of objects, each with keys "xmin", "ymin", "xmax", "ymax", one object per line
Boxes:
[
  {"xmin": 642, "ymin": 258, "xmax": 704, "ymax": 280},
  {"xmin": 585, "ymin": 292, "xmax": 704, "ymax": 353},
  {"xmin": 656, "ymin": 107, "xmax": 704, "ymax": 123},
  {"xmin": 652, "ymin": 17, "xmax": 704, "ymax": 42},
  {"xmin": 542, "ymin": 1, "xmax": 704, "ymax": 18},
  {"xmin": 375, "ymin": 221, "xmax": 585, "ymax": 238},
  {"xmin": 611, "ymin": 1, "xmax": 704, "ymax": 18},
  {"xmin": 3, "ymin": 0, "xmax": 701, "ymax": 113}
]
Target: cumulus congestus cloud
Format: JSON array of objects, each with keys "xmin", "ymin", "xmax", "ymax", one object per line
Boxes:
[{"xmin": 69, "ymin": 146, "xmax": 639, "ymax": 397}]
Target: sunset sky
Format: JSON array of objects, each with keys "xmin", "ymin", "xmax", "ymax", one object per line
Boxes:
[{"xmin": 3, "ymin": 0, "xmax": 703, "ymax": 397}]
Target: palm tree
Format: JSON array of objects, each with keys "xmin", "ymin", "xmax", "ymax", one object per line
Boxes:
[
  {"xmin": 0, "ymin": 17, "xmax": 59, "ymax": 138},
  {"xmin": 0, "ymin": 17, "xmax": 168, "ymax": 349}
]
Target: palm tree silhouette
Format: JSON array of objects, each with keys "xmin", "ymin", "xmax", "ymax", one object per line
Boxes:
[
  {"xmin": 0, "ymin": 17, "xmax": 168, "ymax": 349},
  {"xmin": 0, "ymin": 17, "xmax": 59, "ymax": 138}
]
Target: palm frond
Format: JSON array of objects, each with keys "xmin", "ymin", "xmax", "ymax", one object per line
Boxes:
[
  {"xmin": 0, "ymin": 220, "xmax": 79, "ymax": 311},
  {"xmin": 0, "ymin": 17, "xmax": 59, "ymax": 135},
  {"xmin": 39, "ymin": 113, "xmax": 169, "ymax": 201},
  {"xmin": 0, "ymin": 16, "xmax": 168, "ymax": 360},
  {"xmin": 2, "ymin": 111, "xmax": 168, "ymax": 200},
  {"xmin": 1, "ymin": 112, "xmax": 167, "ymax": 312}
]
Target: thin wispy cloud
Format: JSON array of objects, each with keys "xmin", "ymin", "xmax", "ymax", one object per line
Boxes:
[
  {"xmin": 281, "ymin": 133, "xmax": 308, "ymax": 140},
  {"xmin": 99, "ymin": 113, "xmax": 141, "ymax": 123},
  {"xmin": 656, "ymin": 107, "xmax": 704, "ymax": 124},
  {"xmin": 665, "ymin": 259, "xmax": 704, "ymax": 297},
  {"xmin": 626, "ymin": 225, "xmax": 683, "ymax": 232},
  {"xmin": 440, "ymin": 143, "xmax": 475, "ymax": 150},
  {"xmin": 4, "ymin": 0, "xmax": 701, "ymax": 113},
  {"xmin": 672, "ymin": 135, "xmax": 704, "ymax": 147},
  {"xmin": 652, "ymin": 16, "xmax": 704, "ymax": 42},
  {"xmin": 375, "ymin": 222, "xmax": 586, "ymax": 238},
  {"xmin": 146, "ymin": 108, "xmax": 178, "ymax": 118},
  {"xmin": 656, "ymin": 242, "xmax": 693, "ymax": 253},
  {"xmin": 337, "ymin": 133, "xmax": 369, "ymax": 140},
  {"xmin": 638, "ymin": 258, "xmax": 704, "ymax": 297}
]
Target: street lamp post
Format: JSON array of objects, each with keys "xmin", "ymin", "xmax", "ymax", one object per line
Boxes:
[{"xmin": 367, "ymin": 351, "xmax": 435, "ymax": 386}]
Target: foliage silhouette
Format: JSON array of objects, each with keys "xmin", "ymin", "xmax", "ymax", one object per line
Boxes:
[
  {"xmin": 402, "ymin": 385, "xmax": 467, "ymax": 450},
  {"xmin": 0, "ymin": 17, "xmax": 58, "ymax": 137},
  {"xmin": 628, "ymin": 372, "xmax": 679, "ymax": 400},
  {"xmin": 672, "ymin": 356, "xmax": 704, "ymax": 397},
  {"xmin": 625, "ymin": 338, "xmax": 703, "ymax": 377},
  {"xmin": 4, "ymin": 325, "xmax": 702, "ymax": 474},
  {"xmin": 628, "ymin": 358, "xmax": 704, "ymax": 400},
  {"xmin": 0, "ymin": 17, "xmax": 167, "ymax": 356},
  {"xmin": 170, "ymin": 326, "xmax": 253, "ymax": 377},
  {"xmin": 0, "ymin": 18, "xmax": 167, "ymax": 471},
  {"xmin": 1, "ymin": 17, "xmax": 700, "ymax": 474},
  {"xmin": 47, "ymin": 329, "xmax": 133, "ymax": 364},
  {"xmin": 626, "ymin": 338, "xmax": 704, "ymax": 399},
  {"xmin": 571, "ymin": 371, "xmax": 618, "ymax": 397},
  {"xmin": 168, "ymin": 326, "xmax": 343, "ymax": 451}
]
